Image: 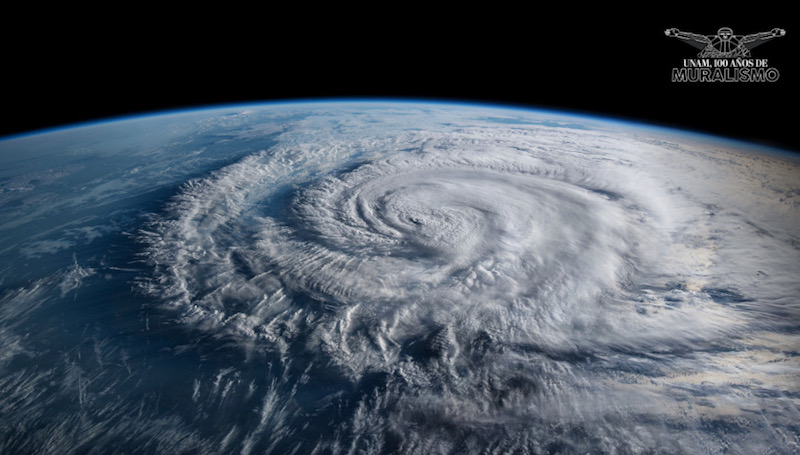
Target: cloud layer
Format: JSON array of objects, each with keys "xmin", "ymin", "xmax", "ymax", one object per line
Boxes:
[{"xmin": 137, "ymin": 105, "xmax": 800, "ymax": 453}]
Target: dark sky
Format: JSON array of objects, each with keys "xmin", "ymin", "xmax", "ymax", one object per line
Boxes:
[{"xmin": 2, "ymin": 8, "xmax": 796, "ymax": 151}]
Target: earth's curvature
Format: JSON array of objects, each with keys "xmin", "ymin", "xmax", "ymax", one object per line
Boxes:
[{"xmin": 0, "ymin": 101, "xmax": 798, "ymax": 454}]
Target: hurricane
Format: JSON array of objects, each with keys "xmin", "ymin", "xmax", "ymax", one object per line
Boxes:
[{"xmin": 1, "ymin": 102, "xmax": 798, "ymax": 454}]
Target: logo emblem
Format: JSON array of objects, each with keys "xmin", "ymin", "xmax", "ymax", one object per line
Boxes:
[
  {"xmin": 665, "ymin": 27, "xmax": 785, "ymax": 58},
  {"xmin": 665, "ymin": 27, "xmax": 786, "ymax": 82}
]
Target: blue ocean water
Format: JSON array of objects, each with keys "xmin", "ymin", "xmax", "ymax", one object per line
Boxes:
[{"xmin": 1, "ymin": 101, "xmax": 798, "ymax": 454}]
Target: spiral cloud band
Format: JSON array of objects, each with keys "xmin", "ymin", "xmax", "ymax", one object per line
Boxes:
[{"xmin": 136, "ymin": 104, "xmax": 800, "ymax": 453}]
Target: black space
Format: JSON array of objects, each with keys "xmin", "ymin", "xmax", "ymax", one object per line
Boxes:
[{"xmin": 2, "ymin": 8, "xmax": 797, "ymax": 151}]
